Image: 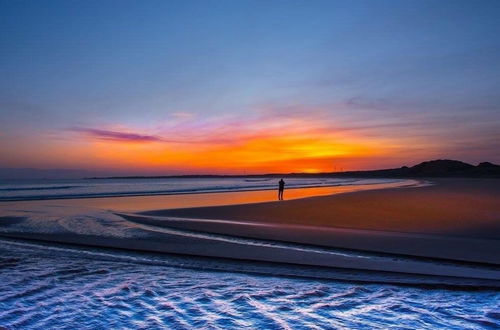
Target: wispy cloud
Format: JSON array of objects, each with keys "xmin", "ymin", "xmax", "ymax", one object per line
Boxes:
[
  {"xmin": 69, "ymin": 127, "xmax": 164, "ymax": 143},
  {"xmin": 68, "ymin": 126, "xmax": 233, "ymax": 144}
]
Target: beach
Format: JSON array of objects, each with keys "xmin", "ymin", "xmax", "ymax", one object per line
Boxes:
[
  {"xmin": 137, "ymin": 178, "xmax": 500, "ymax": 264},
  {"xmin": 1, "ymin": 176, "xmax": 500, "ymax": 328},
  {"xmin": 0, "ymin": 178, "xmax": 499, "ymax": 286}
]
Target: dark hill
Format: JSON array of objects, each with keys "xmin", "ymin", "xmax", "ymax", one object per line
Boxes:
[
  {"xmin": 327, "ymin": 159, "xmax": 500, "ymax": 178},
  {"xmin": 408, "ymin": 159, "xmax": 475, "ymax": 176}
]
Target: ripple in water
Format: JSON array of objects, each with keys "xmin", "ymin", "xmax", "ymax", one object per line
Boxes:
[{"xmin": 0, "ymin": 242, "xmax": 498, "ymax": 329}]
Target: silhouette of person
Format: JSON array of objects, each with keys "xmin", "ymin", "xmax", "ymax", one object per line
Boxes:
[{"xmin": 278, "ymin": 178, "xmax": 285, "ymax": 200}]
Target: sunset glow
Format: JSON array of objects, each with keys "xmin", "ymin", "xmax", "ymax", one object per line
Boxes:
[{"xmin": 2, "ymin": 111, "xmax": 419, "ymax": 174}]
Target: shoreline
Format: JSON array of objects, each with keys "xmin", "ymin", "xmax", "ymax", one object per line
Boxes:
[
  {"xmin": 0, "ymin": 178, "xmax": 498, "ymax": 285},
  {"xmin": 134, "ymin": 178, "xmax": 500, "ymax": 264},
  {"xmin": 1, "ymin": 223, "xmax": 499, "ymax": 284},
  {"xmin": 1, "ymin": 236, "xmax": 499, "ymax": 288},
  {"xmin": 145, "ymin": 178, "xmax": 499, "ymax": 236},
  {"xmin": 120, "ymin": 213, "xmax": 500, "ymax": 265},
  {"xmin": 0, "ymin": 179, "xmax": 421, "ymax": 212},
  {"xmin": 0, "ymin": 177, "xmax": 413, "ymax": 202}
]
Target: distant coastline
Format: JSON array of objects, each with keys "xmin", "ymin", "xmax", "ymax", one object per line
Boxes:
[{"xmin": 85, "ymin": 159, "xmax": 500, "ymax": 180}]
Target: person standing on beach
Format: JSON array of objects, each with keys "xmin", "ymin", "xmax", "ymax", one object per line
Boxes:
[{"xmin": 278, "ymin": 178, "xmax": 285, "ymax": 200}]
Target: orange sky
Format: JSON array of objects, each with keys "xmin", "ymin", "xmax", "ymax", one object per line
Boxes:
[{"xmin": 0, "ymin": 113, "xmax": 439, "ymax": 175}]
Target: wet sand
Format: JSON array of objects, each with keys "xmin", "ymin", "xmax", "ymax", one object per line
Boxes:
[
  {"xmin": 1, "ymin": 204, "xmax": 499, "ymax": 283},
  {"xmin": 0, "ymin": 179, "xmax": 418, "ymax": 212},
  {"xmin": 136, "ymin": 178, "xmax": 500, "ymax": 264}
]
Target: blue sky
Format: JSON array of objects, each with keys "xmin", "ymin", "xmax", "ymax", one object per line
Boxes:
[{"xmin": 1, "ymin": 0, "xmax": 499, "ymax": 173}]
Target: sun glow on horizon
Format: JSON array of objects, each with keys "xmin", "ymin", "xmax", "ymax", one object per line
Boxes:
[
  {"xmin": 0, "ymin": 108, "xmax": 437, "ymax": 174},
  {"xmin": 54, "ymin": 114, "xmax": 404, "ymax": 174}
]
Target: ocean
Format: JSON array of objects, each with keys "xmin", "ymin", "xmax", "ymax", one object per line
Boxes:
[{"xmin": 0, "ymin": 177, "xmax": 402, "ymax": 201}]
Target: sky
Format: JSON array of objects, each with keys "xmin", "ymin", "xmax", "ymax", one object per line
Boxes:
[{"xmin": 1, "ymin": 0, "xmax": 499, "ymax": 176}]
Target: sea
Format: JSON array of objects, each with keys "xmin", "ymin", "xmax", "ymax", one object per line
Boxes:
[
  {"xmin": 0, "ymin": 177, "xmax": 402, "ymax": 201},
  {"xmin": 0, "ymin": 177, "xmax": 499, "ymax": 329}
]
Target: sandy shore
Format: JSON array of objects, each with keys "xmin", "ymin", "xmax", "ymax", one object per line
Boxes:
[
  {"xmin": 0, "ymin": 178, "xmax": 499, "ymax": 284},
  {"xmin": 137, "ymin": 178, "xmax": 500, "ymax": 264},
  {"xmin": 1, "ymin": 205, "xmax": 499, "ymax": 284},
  {"xmin": 0, "ymin": 179, "xmax": 418, "ymax": 212}
]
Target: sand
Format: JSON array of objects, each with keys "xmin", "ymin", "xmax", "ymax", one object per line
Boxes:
[
  {"xmin": 0, "ymin": 178, "xmax": 499, "ymax": 284},
  {"xmin": 135, "ymin": 178, "xmax": 500, "ymax": 264}
]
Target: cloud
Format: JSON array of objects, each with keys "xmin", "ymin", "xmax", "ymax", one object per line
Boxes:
[
  {"xmin": 70, "ymin": 127, "xmax": 164, "ymax": 143},
  {"xmin": 68, "ymin": 126, "xmax": 233, "ymax": 144}
]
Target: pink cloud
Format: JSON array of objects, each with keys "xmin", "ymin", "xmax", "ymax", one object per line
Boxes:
[{"xmin": 70, "ymin": 127, "xmax": 164, "ymax": 143}]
